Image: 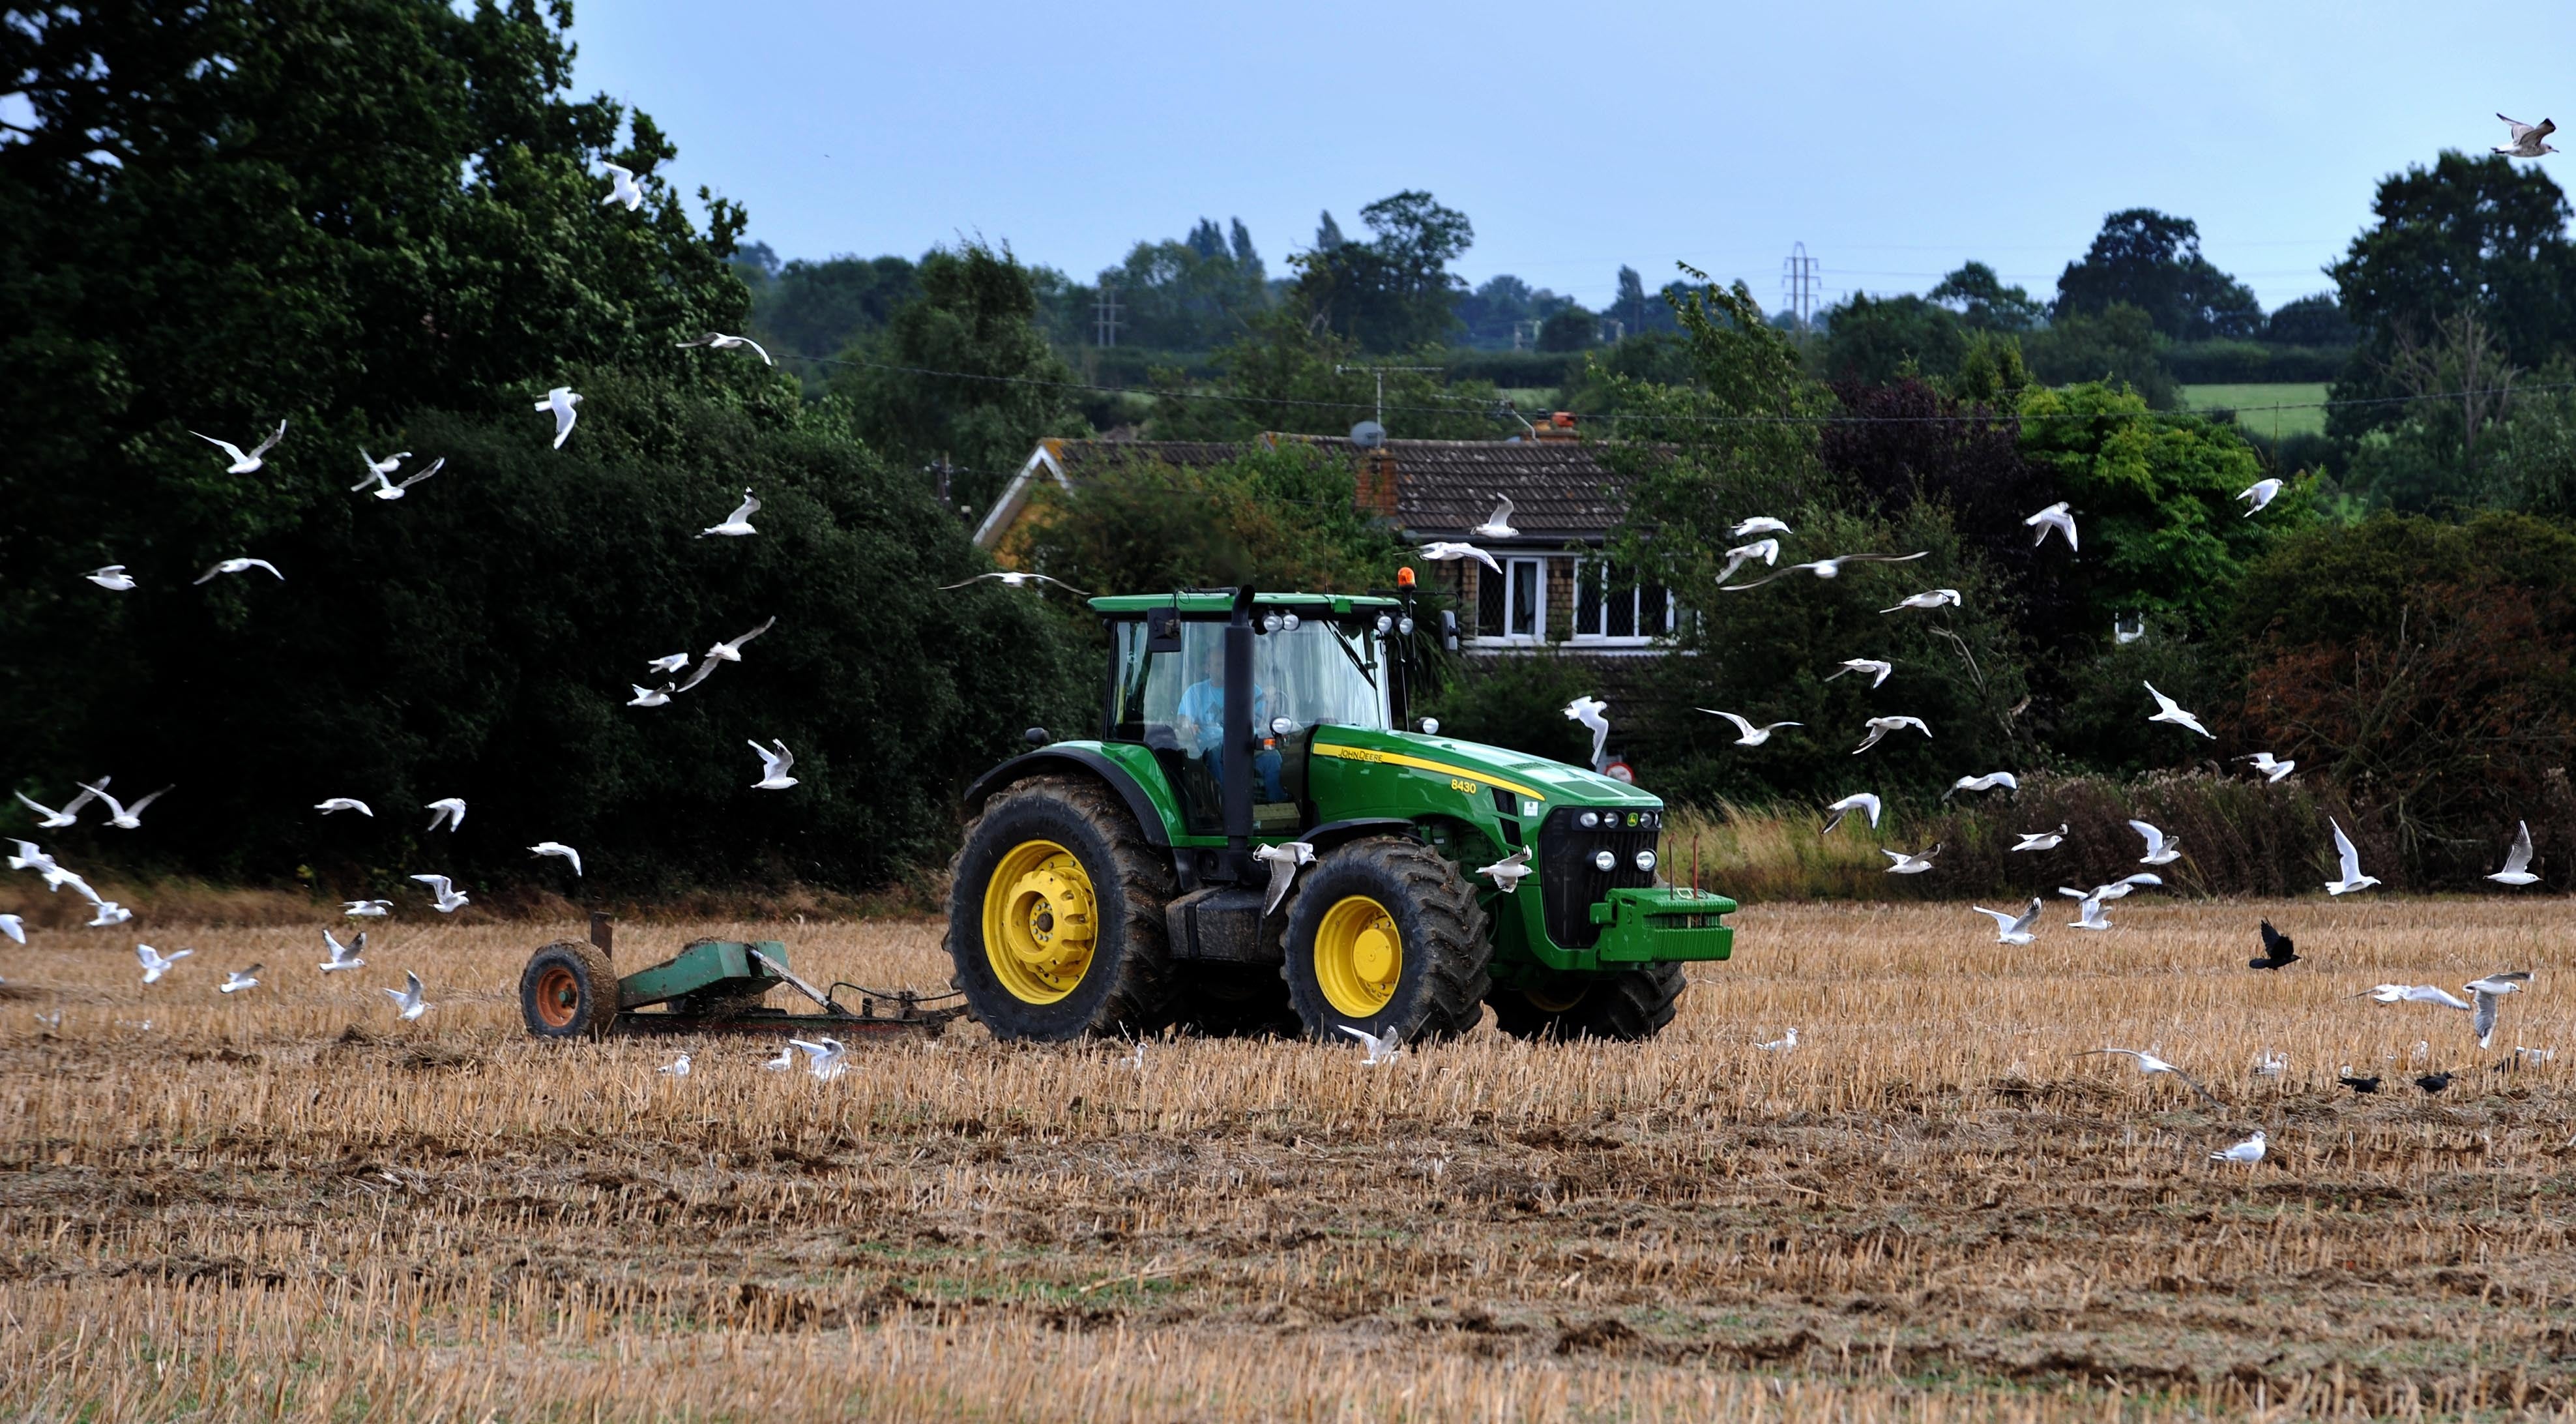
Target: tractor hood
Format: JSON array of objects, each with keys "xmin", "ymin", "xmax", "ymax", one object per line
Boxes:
[{"xmin": 1309, "ymin": 727, "xmax": 1660, "ymax": 810}]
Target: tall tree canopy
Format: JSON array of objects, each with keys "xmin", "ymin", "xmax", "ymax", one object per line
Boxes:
[
  {"xmin": 2054, "ymin": 208, "xmax": 2262, "ymax": 341},
  {"xmin": 1295, "ymin": 189, "xmax": 1473, "ymax": 352}
]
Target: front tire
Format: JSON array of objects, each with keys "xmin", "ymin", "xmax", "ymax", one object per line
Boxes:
[
  {"xmin": 946, "ymin": 776, "xmax": 1175, "ymax": 1041},
  {"xmin": 1281, "ymin": 837, "xmax": 1489, "ymax": 1046},
  {"xmin": 1487, "ymin": 963, "xmax": 1688, "ymax": 1042},
  {"xmin": 521, "ymin": 940, "xmax": 621, "ymax": 1038}
]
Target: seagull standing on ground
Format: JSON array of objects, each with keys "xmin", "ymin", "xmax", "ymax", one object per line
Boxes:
[
  {"xmin": 2079, "ymin": 1047, "xmax": 2227, "ymax": 1109},
  {"xmin": 2249, "ymin": 921, "xmax": 2298, "ymax": 970},
  {"xmin": 1824, "ymin": 658, "xmax": 1893, "ymax": 688},
  {"xmin": 1881, "ymin": 588, "xmax": 1963, "ymax": 614},
  {"xmin": 658, "ymin": 1052, "xmax": 691, "ymax": 1077},
  {"xmin": 534, "ymin": 386, "xmax": 581, "ymax": 449},
  {"xmin": 192, "ymin": 421, "xmax": 287, "ymax": 474},
  {"xmin": 2024, "ymin": 501, "xmax": 2077, "ymax": 551},
  {"xmin": 2240, "ymin": 752, "xmax": 2296, "ymax": 783},
  {"xmin": 1821, "ymin": 792, "xmax": 1882, "ymax": 834},
  {"xmin": 319, "ymin": 929, "xmax": 367, "ymax": 972},
  {"xmin": 601, "ymin": 161, "xmax": 643, "ymax": 210},
  {"xmin": 2144, "ymin": 682, "xmax": 2215, "ymax": 739},
  {"xmin": 2128, "ymin": 819, "xmax": 2183, "ymax": 866},
  {"xmin": 1714, "ymin": 538, "xmax": 1779, "ymax": 584},
  {"xmin": 384, "ymin": 971, "xmax": 430, "ymax": 1020},
  {"xmin": 1974, "ymin": 899, "xmax": 2043, "ymax": 945},
  {"xmin": 1418, "ymin": 541, "xmax": 1500, "ymax": 574},
  {"xmin": 1476, "ymin": 847, "xmax": 1532, "ymax": 893},
  {"xmin": 424, "ymin": 797, "xmax": 466, "ymax": 833},
  {"xmin": 1882, "ymin": 844, "xmax": 1940, "ymax": 874},
  {"xmin": 2496, "ymin": 114, "xmax": 2559, "ymax": 158},
  {"xmin": 1701, "ymin": 710, "xmax": 1802, "ymax": 746},
  {"xmin": 314, "ymin": 797, "xmax": 373, "ymax": 816},
  {"xmin": 1471, "ymin": 495, "xmax": 1517, "ymax": 541},
  {"xmin": 529, "ymin": 842, "xmax": 583, "ymax": 877},
  {"xmin": 2012, "ymin": 824, "xmax": 2069, "ymax": 852},
  {"xmin": 193, "ymin": 557, "xmax": 282, "ymax": 584},
  {"xmin": 410, "ymin": 874, "xmax": 469, "ymax": 913},
  {"xmin": 2325, "ymin": 819, "xmax": 2381, "ymax": 895},
  {"xmin": 1757, "ymin": 1026, "xmax": 1799, "ymax": 1052},
  {"xmin": 697, "ymin": 488, "xmax": 759, "ymax": 538},
  {"xmin": 2238, "ymin": 479, "xmax": 2283, "ymax": 515},
  {"xmin": 136, "ymin": 944, "xmax": 192, "ymax": 983},
  {"xmin": 2210, "ymin": 1130, "xmax": 2266, "ymax": 1164},
  {"xmin": 749, "ymin": 739, "xmax": 799, "ymax": 790},
  {"xmin": 762, "ymin": 1045, "xmax": 795, "ymax": 1071},
  {"xmin": 1851, "ymin": 715, "xmax": 1931, "ymax": 754},
  {"xmin": 1722, "ymin": 551, "xmax": 1927, "ymax": 590},
  {"xmin": 2487, "ymin": 822, "xmax": 2540, "ymax": 885},
  {"xmin": 85, "ymin": 565, "xmax": 136, "ymax": 591},
  {"xmin": 1564, "ymin": 696, "xmax": 1611, "ymax": 770},
  {"xmin": 80, "ymin": 782, "xmax": 171, "ymax": 830},
  {"xmin": 1253, "ymin": 840, "xmax": 1315, "ymax": 915},
  {"xmin": 675, "ymin": 331, "xmax": 774, "ymax": 364}
]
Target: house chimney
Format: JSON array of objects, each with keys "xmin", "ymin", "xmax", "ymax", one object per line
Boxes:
[{"xmin": 1354, "ymin": 447, "xmax": 1399, "ymax": 518}]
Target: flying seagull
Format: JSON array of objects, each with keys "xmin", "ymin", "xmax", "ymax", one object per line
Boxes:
[
  {"xmin": 193, "ymin": 557, "xmax": 282, "ymax": 585},
  {"xmin": 1757, "ymin": 1026, "xmax": 1799, "ymax": 1053},
  {"xmin": 2068, "ymin": 895, "xmax": 2113, "ymax": 931},
  {"xmin": 424, "ymin": 797, "xmax": 466, "ymax": 833},
  {"xmin": 7, "ymin": 838, "xmax": 58, "ymax": 872},
  {"xmin": 1700, "ymin": 709, "xmax": 1802, "ymax": 746},
  {"xmin": 529, "ymin": 841, "xmax": 583, "ymax": 877},
  {"xmin": 342, "ymin": 899, "xmax": 392, "ymax": 919},
  {"xmin": 2012, "ymin": 824, "xmax": 2068, "ymax": 852},
  {"xmin": 2496, "ymin": 113, "xmax": 2558, "ymax": 158},
  {"xmin": 1824, "ymin": 657, "xmax": 1892, "ymax": 688},
  {"xmin": 601, "ymin": 161, "xmax": 643, "ymax": 210},
  {"xmin": 191, "ymin": 420, "xmax": 287, "ymax": 475},
  {"xmin": 697, "ymin": 488, "xmax": 760, "ymax": 538},
  {"xmin": 939, "ymin": 571, "xmax": 1091, "ymax": 595},
  {"xmin": 534, "ymin": 386, "xmax": 581, "ymax": 448},
  {"xmin": 1471, "ymin": 494, "xmax": 1517, "ymax": 541},
  {"xmin": 789, "ymin": 1036, "xmax": 848, "ymax": 1080},
  {"xmin": 0, "ymin": 915, "xmax": 21, "ymax": 944},
  {"xmin": 675, "ymin": 331, "xmax": 774, "ymax": 364},
  {"xmin": 1881, "ymin": 588, "xmax": 1962, "ymax": 614},
  {"xmin": 2079, "ymin": 1047, "xmax": 2226, "ymax": 1110},
  {"xmin": 1418, "ymin": 541, "xmax": 1500, "ymax": 574},
  {"xmin": 1820, "ymin": 792, "xmax": 1882, "ymax": 834},
  {"xmin": 1974, "ymin": 898, "xmax": 2043, "ymax": 945},
  {"xmin": 2358, "ymin": 983, "xmax": 2472, "ymax": 1009},
  {"xmin": 14, "ymin": 788, "xmax": 99, "ymax": 829},
  {"xmin": 2238, "ymin": 479, "xmax": 2283, "ymax": 515},
  {"xmin": 410, "ymin": 874, "xmax": 469, "ymax": 913},
  {"xmin": 2466, "ymin": 972, "xmax": 2531, "ymax": 1048},
  {"xmin": 2487, "ymin": 821, "xmax": 2539, "ymax": 886},
  {"xmin": 2240, "ymin": 752, "xmax": 2296, "ymax": 784},
  {"xmin": 319, "ymin": 929, "xmax": 367, "ymax": 973},
  {"xmin": 136, "ymin": 943, "xmax": 191, "ymax": 983},
  {"xmin": 80, "ymin": 781, "xmax": 171, "ymax": 831},
  {"xmin": 1252, "ymin": 840, "xmax": 1315, "ymax": 915},
  {"xmin": 220, "ymin": 964, "xmax": 262, "ymax": 995},
  {"xmin": 703, "ymin": 616, "xmax": 777, "ymax": 666},
  {"xmin": 384, "ymin": 970, "xmax": 430, "ymax": 1020},
  {"xmin": 628, "ymin": 683, "xmax": 675, "ymax": 708},
  {"xmin": 86, "ymin": 898, "xmax": 133, "ymax": 927},
  {"xmin": 1851, "ymin": 715, "xmax": 1931, "ymax": 754},
  {"xmin": 351, "ymin": 455, "xmax": 443, "ymax": 500},
  {"xmin": 85, "ymin": 565, "xmax": 136, "ymax": 591},
  {"xmin": 749, "ymin": 738, "xmax": 798, "ymax": 790},
  {"xmin": 1882, "ymin": 843, "xmax": 1940, "ymax": 874},
  {"xmin": 1564, "ymin": 696, "xmax": 1611, "ymax": 770},
  {"xmin": 2325, "ymin": 819, "xmax": 2380, "ymax": 895},
  {"xmin": 1714, "ymin": 538, "xmax": 1780, "ymax": 584},
  {"xmin": 1339, "ymin": 1024, "xmax": 1404, "ymax": 1065},
  {"xmin": 2064, "ymin": 872, "xmax": 2162, "ymax": 904},
  {"xmin": 2143, "ymin": 681, "xmax": 2214, "ymax": 739},
  {"xmin": 1731, "ymin": 516, "xmax": 1791, "ymax": 538},
  {"xmin": 360, "ymin": 449, "xmax": 409, "ymax": 478},
  {"xmin": 2209, "ymin": 1130, "xmax": 2266, "ymax": 1165},
  {"xmin": 1723, "ymin": 551, "xmax": 1927, "ymax": 590},
  {"xmin": 2128, "ymin": 819, "xmax": 2182, "ymax": 866},
  {"xmin": 2249, "ymin": 921, "xmax": 2298, "ymax": 971},
  {"xmin": 646, "ymin": 652, "xmax": 692, "ymax": 674},
  {"xmin": 1946, "ymin": 771, "xmax": 2017, "ymax": 800},
  {"xmin": 2024, "ymin": 501, "xmax": 2077, "ymax": 551},
  {"xmin": 1476, "ymin": 847, "xmax": 1532, "ymax": 894},
  {"xmin": 658, "ymin": 1052, "xmax": 692, "ymax": 1076},
  {"xmin": 314, "ymin": 797, "xmax": 373, "ymax": 816}
]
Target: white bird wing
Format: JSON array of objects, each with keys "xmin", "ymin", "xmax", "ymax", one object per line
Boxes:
[
  {"xmin": 2127, "ymin": 820, "xmax": 2167, "ymax": 857},
  {"xmin": 788, "ymin": 1037, "xmax": 834, "ymax": 1060},
  {"xmin": 1485, "ymin": 495, "xmax": 1513, "ymax": 529},
  {"xmin": 396, "ymin": 456, "xmax": 445, "ymax": 490},
  {"xmin": 2472, "ymin": 990, "xmax": 2500, "ymax": 1045},
  {"xmin": 1703, "ymin": 710, "xmax": 1757, "ymax": 739},
  {"xmin": 192, "ymin": 431, "xmax": 250, "ymax": 464},
  {"xmin": 2502, "ymin": 113, "xmax": 2538, "ymax": 141},
  {"xmin": 722, "ymin": 616, "xmax": 778, "ymax": 653},
  {"xmin": 2332, "ymin": 820, "xmax": 2363, "ymax": 883},
  {"xmin": 352, "ymin": 468, "xmax": 391, "ymax": 493},
  {"xmin": 409, "ymin": 874, "xmax": 452, "ymax": 895},
  {"xmin": 725, "ymin": 490, "xmax": 760, "ymax": 524},
  {"xmin": 1971, "ymin": 905, "xmax": 2019, "ymax": 930},
  {"xmin": 2503, "ymin": 820, "xmax": 2535, "ymax": 875},
  {"xmin": 673, "ymin": 657, "xmax": 721, "ymax": 693}
]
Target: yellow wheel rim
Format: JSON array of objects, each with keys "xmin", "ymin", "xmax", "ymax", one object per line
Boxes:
[
  {"xmin": 1523, "ymin": 979, "xmax": 1588, "ymax": 1015},
  {"xmin": 1313, "ymin": 895, "xmax": 1402, "ymax": 1018},
  {"xmin": 981, "ymin": 839, "xmax": 1100, "ymax": 1005}
]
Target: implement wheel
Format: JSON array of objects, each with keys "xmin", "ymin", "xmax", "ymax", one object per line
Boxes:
[
  {"xmin": 1281, "ymin": 836, "xmax": 1489, "ymax": 1047},
  {"xmin": 946, "ymin": 776, "xmax": 1175, "ymax": 1041},
  {"xmin": 1488, "ymin": 963, "xmax": 1687, "ymax": 1042},
  {"xmin": 521, "ymin": 940, "xmax": 621, "ymax": 1038}
]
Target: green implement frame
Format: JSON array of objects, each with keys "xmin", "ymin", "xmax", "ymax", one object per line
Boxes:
[{"xmin": 520, "ymin": 915, "xmax": 966, "ymax": 1039}]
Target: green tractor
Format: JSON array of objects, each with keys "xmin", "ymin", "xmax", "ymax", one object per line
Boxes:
[{"xmin": 946, "ymin": 586, "xmax": 1734, "ymax": 1046}]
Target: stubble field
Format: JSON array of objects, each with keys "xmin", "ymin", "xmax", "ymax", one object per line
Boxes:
[{"xmin": 2, "ymin": 899, "xmax": 2571, "ymax": 1421}]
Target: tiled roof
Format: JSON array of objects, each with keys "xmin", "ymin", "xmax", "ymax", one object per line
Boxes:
[
  {"xmin": 1269, "ymin": 434, "xmax": 1645, "ymax": 539},
  {"xmin": 1049, "ymin": 439, "xmax": 1251, "ymax": 477}
]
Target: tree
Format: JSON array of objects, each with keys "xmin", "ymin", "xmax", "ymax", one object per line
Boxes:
[
  {"xmin": 1145, "ymin": 305, "xmax": 1504, "ymax": 441},
  {"xmin": 1314, "ymin": 210, "xmax": 1345, "ymax": 251},
  {"xmin": 1015, "ymin": 445, "xmax": 1414, "ymax": 597},
  {"xmin": 1293, "ymin": 190, "xmax": 1473, "ymax": 352},
  {"xmin": 2264, "ymin": 293, "xmax": 2353, "ymax": 347},
  {"xmin": 1927, "ymin": 261, "xmax": 2044, "ymax": 333},
  {"xmin": 2021, "ymin": 303, "xmax": 2178, "ymax": 409},
  {"xmin": 2327, "ymin": 153, "xmax": 2576, "ymax": 437},
  {"xmin": 1184, "ymin": 217, "xmax": 1227, "ymax": 260},
  {"xmin": 1613, "ymin": 265, "xmax": 1650, "ymax": 336},
  {"xmin": 1537, "ymin": 306, "xmax": 1600, "ymax": 351},
  {"xmin": 752, "ymin": 254, "xmax": 920, "ymax": 370},
  {"xmin": 1815, "ymin": 293, "xmax": 1967, "ymax": 386},
  {"xmin": 2055, "ymin": 209, "xmax": 2262, "ymax": 340},
  {"xmin": 834, "ymin": 242, "xmax": 1083, "ymax": 510},
  {"xmin": 1229, "ymin": 218, "xmax": 1261, "ymax": 273}
]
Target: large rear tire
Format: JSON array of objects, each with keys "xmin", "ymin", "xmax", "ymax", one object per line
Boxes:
[
  {"xmin": 1487, "ymin": 963, "xmax": 1687, "ymax": 1042},
  {"xmin": 521, "ymin": 940, "xmax": 621, "ymax": 1038},
  {"xmin": 1281, "ymin": 836, "xmax": 1488, "ymax": 1046},
  {"xmin": 946, "ymin": 776, "xmax": 1175, "ymax": 1041}
]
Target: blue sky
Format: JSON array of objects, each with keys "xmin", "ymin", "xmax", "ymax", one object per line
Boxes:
[{"xmin": 572, "ymin": 1, "xmax": 2576, "ymax": 315}]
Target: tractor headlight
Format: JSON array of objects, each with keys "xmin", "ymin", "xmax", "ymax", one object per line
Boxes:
[
  {"xmin": 1634, "ymin": 850, "xmax": 1658, "ymax": 872},
  {"xmin": 1375, "ymin": 614, "xmax": 1394, "ymax": 634},
  {"xmin": 1419, "ymin": 717, "xmax": 1439, "ymax": 734},
  {"xmin": 1578, "ymin": 810, "xmax": 1600, "ymax": 829},
  {"xmin": 1261, "ymin": 613, "xmax": 1282, "ymax": 633},
  {"xmin": 1398, "ymin": 616, "xmax": 1415, "ymax": 635},
  {"xmin": 1281, "ymin": 612, "xmax": 1300, "ymax": 631},
  {"xmin": 1592, "ymin": 850, "xmax": 1617, "ymax": 872}
]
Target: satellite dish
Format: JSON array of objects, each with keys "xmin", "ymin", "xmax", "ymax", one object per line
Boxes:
[{"xmin": 1349, "ymin": 420, "xmax": 1386, "ymax": 449}]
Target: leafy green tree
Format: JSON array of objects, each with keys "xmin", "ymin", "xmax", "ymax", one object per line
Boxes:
[
  {"xmin": 2022, "ymin": 303, "xmax": 2178, "ymax": 408},
  {"xmin": 2264, "ymin": 292, "xmax": 2353, "ymax": 347},
  {"xmin": 1537, "ymin": 305, "xmax": 1600, "ymax": 351},
  {"xmin": 1814, "ymin": 293, "xmax": 1967, "ymax": 385},
  {"xmin": 834, "ymin": 242, "xmax": 1083, "ymax": 509},
  {"xmin": 1927, "ymin": 261, "xmax": 2045, "ymax": 332},
  {"xmin": 1293, "ymin": 190, "xmax": 1472, "ymax": 352},
  {"xmin": 1015, "ymin": 445, "xmax": 1412, "ymax": 596},
  {"xmin": 1145, "ymin": 304, "xmax": 1504, "ymax": 441},
  {"xmin": 752, "ymin": 254, "xmax": 920, "ymax": 368},
  {"xmin": 2055, "ymin": 209, "xmax": 2262, "ymax": 340},
  {"xmin": 1094, "ymin": 230, "xmax": 1272, "ymax": 351}
]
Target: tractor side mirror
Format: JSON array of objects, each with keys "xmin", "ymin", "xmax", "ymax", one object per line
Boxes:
[{"xmin": 1439, "ymin": 610, "xmax": 1459, "ymax": 651}]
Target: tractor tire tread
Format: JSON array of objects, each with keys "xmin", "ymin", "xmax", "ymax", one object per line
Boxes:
[
  {"xmin": 1283, "ymin": 835, "xmax": 1489, "ymax": 1044},
  {"xmin": 946, "ymin": 774, "xmax": 1175, "ymax": 1040}
]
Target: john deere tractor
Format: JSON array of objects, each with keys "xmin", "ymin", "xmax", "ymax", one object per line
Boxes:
[{"xmin": 946, "ymin": 587, "xmax": 1734, "ymax": 1046}]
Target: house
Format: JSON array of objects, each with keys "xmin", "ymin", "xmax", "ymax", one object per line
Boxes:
[{"xmin": 974, "ymin": 423, "xmax": 1678, "ymax": 656}]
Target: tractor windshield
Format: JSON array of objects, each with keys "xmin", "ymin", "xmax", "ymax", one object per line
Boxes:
[{"xmin": 1111, "ymin": 618, "xmax": 1391, "ymax": 745}]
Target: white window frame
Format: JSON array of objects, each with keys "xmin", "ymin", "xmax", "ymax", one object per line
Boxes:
[
  {"xmin": 1569, "ymin": 561, "xmax": 1676, "ymax": 647},
  {"xmin": 1470, "ymin": 556, "xmax": 1554, "ymax": 647}
]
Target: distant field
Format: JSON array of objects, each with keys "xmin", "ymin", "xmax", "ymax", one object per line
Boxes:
[{"xmin": 2181, "ymin": 382, "xmax": 2330, "ymax": 439}]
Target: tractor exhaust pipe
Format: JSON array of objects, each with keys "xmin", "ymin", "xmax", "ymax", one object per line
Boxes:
[{"xmin": 1223, "ymin": 585, "xmax": 1256, "ymax": 864}]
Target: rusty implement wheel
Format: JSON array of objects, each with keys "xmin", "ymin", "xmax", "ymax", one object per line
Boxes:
[{"xmin": 521, "ymin": 939, "xmax": 621, "ymax": 1038}]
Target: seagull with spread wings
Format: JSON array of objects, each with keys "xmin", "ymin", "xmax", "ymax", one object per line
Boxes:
[
  {"xmin": 939, "ymin": 571, "xmax": 1090, "ymax": 595},
  {"xmin": 1722, "ymin": 550, "xmax": 1927, "ymax": 590},
  {"xmin": 534, "ymin": 386, "xmax": 581, "ymax": 448},
  {"xmin": 1882, "ymin": 588, "xmax": 1962, "ymax": 614},
  {"xmin": 2240, "ymin": 752, "xmax": 2295, "ymax": 783},
  {"xmin": 192, "ymin": 420, "xmax": 286, "ymax": 475},
  {"xmin": 675, "ymin": 617, "xmax": 779, "ymax": 692},
  {"xmin": 2024, "ymin": 501, "xmax": 2077, "ymax": 551},
  {"xmin": 2487, "ymin": 821, "xmax": 2540, "ymax": 886},
  {"xmin": 1419, "ymin": 541, "xmax": 1500, "ymax": 574},
  {"xmin": 1851, "ymin": 715, "xmax": 1930, "ymax": 754},
  {"xmin": 194, "ymin": 557, "xmax": 282, "ymax": 585},
  {"xmin": 1974, "ymin": 899, "xmax": 2043, "ymax": 945},
  {"xmin": 2496, "ymin": 113, "xmax": 2559, "ymax": 158},
  {"xmin": 1731, "ymin": 516, "xmax": 1791, "ymax": 538},
  {"xmin": 1824, "ymin": 657, "xmax": 1892, "ymax": 688},
  {"xmin": 351, "ymin": 454, "xmax": 443, "ymax": 500},
  {"xmin": 1471, "ymin": 494, "xmax": 1517, "ymax": 540},
  {"xmin": 2079, "ymin": 1047, "xmax": 2227, "ymax": 1110},
  {"xmin": 2012, "ymin": 823, "xmax": 2068, "ymax": 852},
  {"xmin": 2144, "ymin": 681, "xmax": 2214, "ymax": 739},
  {"xmin": 1699, "ymin": 709, "xmax": 1801, "ymax": 747},
  {"xmin": 1820, "ymin": 792, "xmax": 1881, "ymax": 834},
  {"xmin": 1253, "ymin": 840, "xmax": 1315, "ymax": 915},
  {"xmin": 1564, "ymin": 696, "xmax": 1611, "ymax": 769},
  {"xmin": 2324, "ymin": 818, "xmax": 2380, "ymax": 895},
  {"xmin": 675, "ymin": 331, "xmax": 773, "ymax": 364},
  {"xmin": 2239, "ymin": 479, "xmax": 2283, "ymax": 515},
  {"xmin": 697, "ymin": 488, "xmax": 759, "ymax": 538},
  {"xmin": 601, "ymin": 161, "xmax": 643, "ymax": 210},
  {"xmin": 1714, "ymin": 538, "xmax": 1779, "ymax": 585}
]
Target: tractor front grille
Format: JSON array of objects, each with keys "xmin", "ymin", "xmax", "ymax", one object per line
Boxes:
[{"xmin": 1536, "ymin": 805, "xmax": 1662, "ymax": 950}]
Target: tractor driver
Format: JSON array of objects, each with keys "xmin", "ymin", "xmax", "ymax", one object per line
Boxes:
[{"xmin": 1172, "ymin": 638, "xmax": 1288, "ymax": 801}]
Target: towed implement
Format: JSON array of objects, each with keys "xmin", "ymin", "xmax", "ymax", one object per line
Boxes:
[{"xmin": 518, "ymin": 913, "xmax": 965, "ymax": 1039}]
